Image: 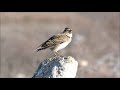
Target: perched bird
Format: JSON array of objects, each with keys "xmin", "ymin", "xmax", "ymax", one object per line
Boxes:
[{"xmin": 35, "ymin": 27, "xmax": 72, "ymax": 56}]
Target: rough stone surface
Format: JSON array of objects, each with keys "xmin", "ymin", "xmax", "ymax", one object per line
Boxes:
[{"xmin": 32, "ymin": 56, "xmax": 78, "ymax": 78}]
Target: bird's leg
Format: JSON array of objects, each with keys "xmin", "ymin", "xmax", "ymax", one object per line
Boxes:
[
  {"xmin": 54, "ymin": 52, "xmax": 58, "ymax": 57},
  {"xmin": 56, "ymin": 52, "xmax": 64, "ymax": 58}
]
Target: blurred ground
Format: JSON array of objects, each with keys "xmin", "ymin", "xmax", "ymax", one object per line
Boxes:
[{"xmin": 0, "ymin": 12, "xmax": 120, "ymax": 78}]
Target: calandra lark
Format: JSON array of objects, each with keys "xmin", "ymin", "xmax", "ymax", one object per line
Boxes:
[{"xmin": 35, "ymin": 27, "xmax": 72, "ymax": 56}]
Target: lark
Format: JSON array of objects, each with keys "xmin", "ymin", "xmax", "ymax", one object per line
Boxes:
[{"xmin": 35, "ymin": 27, "xmax": 72, "ymax": 56}]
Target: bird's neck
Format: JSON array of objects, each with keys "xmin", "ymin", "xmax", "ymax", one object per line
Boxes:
[{"xmin": 66, "ymin": 33, "xmax": 72, "ymax": 38}]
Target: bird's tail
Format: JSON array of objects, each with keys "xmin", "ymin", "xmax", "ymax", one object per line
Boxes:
[{"xmin": 34, "ymin": 46, "xmax": 45, "ymax": 52}]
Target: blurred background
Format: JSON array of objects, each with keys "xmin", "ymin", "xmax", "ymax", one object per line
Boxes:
[{"xmin": 0, "ymin": 12, "xmax": 120, "ymax": 78}]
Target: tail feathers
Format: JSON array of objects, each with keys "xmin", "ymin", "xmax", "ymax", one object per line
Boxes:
[{"xmin": 34, "ymin": 47, "xmax": 46, "ymax": 52}]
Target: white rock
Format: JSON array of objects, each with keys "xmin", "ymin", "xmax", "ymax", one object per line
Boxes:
[{"xmin": 32, "ymin": 56, "xmax": 78, "ymax": 78}]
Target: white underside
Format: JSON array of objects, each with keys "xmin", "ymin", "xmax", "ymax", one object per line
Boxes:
[{"xmin": 53, "ymin": 39, "xmax": 71, "ymax": 52}]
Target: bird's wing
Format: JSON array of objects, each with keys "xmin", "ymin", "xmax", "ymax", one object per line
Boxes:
[{"xmin": 41, "ymin": 34, "xmax": 69, "ymax": 48}]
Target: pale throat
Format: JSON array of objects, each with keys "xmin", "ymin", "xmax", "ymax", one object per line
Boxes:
[{"xmin": 66, "ymin": 33, "xmax": 72, "ymax": 38}]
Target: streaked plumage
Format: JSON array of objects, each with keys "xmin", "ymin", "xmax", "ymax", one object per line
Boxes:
[{"xmin": 35, "ymin": 27, "xmax": 72, "ymax": 56}]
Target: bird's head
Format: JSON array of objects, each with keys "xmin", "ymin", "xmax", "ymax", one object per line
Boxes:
[{"xmin": 62, "ymin": 27, "xmax": 72, "ymax": 37}]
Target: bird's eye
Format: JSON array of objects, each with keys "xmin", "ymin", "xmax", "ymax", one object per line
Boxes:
[{"xmin": 64, "ymin": 29, "xmax": 67, "ymax": 32}]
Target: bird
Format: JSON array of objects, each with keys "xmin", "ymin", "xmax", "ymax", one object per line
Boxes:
[{"xmin": 35, "ymin": 27, "xmax": 72, "ymax": 57}]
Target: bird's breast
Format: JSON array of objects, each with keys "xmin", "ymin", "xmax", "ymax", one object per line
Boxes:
[{"xmin": 53, "ymin": 39, "xmax": 71, "ymax": 52}]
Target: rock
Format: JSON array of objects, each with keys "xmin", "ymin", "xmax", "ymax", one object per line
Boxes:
[{"xmin": 32, "ymin": 56, "xmax": 78, "ymax": 78}]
